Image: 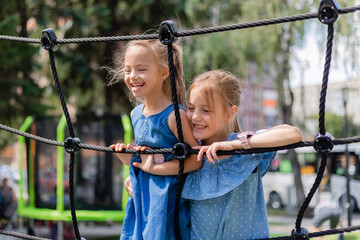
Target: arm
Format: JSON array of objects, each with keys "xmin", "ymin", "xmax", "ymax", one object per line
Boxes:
[
  {"xmin": 133, "ymin": 109, "xmax": 202, "ymax": 175},
  {"xmin": 198, "ymin": 124, "xmax": 303, "ymax": 162}
]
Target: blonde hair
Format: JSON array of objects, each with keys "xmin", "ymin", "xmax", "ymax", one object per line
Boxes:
[
  {"xmin": 189, "ymin": 70, "xmax": 242, "ymax": 133},
  {"xmin": 107, "ymin": 39, "xmax": 186, "ymax": 106}
]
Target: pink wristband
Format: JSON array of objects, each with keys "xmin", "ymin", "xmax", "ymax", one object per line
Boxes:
[{"xmin": 237, "ymin": 131, "xmax": 254, "ymax": 149}]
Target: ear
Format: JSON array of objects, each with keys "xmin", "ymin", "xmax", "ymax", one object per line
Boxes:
[
  {"xmin": 161, "ymin": 66, "xmax": 169, "ymax": 80},
  {"xmin": 226, "ymin": 105, "xmax": 238, "ymax": 123}
]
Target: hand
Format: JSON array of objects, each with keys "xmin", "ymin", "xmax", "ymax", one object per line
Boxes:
[
  {"xmin": 133, "ymin": 154, "xmax": 156, "ymax": 173},
  {"xmin": 194, "ymin": 142, "xmax": 231, "ymax": 164},
  {"xmin": 134, "ymin": 145, "xmax": 149, "ymax": 152},
  {"xmin": 110, "ymin": 143, "xmax": 132, "ymax": 151},
  {"xmin": 133, "ymin": 146, "xmax": 164, "ymax": 163},
  {"xmin": 124, "ymin": 176, "xmax": 133, "ymax": 198},
  {"xmin": 109, "ymin": 143, "xmax": 132, "ymax": 159}
]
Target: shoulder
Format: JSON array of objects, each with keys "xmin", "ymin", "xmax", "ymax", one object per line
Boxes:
[{"xmin": 168, "ymin": 107, "xmax": 187, "ymax": 125}]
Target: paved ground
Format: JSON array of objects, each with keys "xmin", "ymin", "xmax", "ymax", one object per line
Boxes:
[
  {"xmin": 1, "ymin": 213, "xmax": 359, "ymax": 239},
  {"xmin": 268, "ymin": 212, "xmax": 360, "ymax": 236}
]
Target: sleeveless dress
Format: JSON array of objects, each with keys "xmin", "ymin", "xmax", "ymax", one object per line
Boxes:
[
  {"xmin": 182, "ymin": 132, "xmax": 275, "ymax": 240},
  {"xmin": 120, "ymin": 104, "xmax": 190, "ymax": 240}
]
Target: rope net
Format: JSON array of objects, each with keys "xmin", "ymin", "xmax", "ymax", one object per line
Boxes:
[{"xmin": 1, "ymin": 1, "xmax": 360, "ymax": 240}]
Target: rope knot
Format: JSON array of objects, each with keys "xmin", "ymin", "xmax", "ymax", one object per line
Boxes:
[
  {"xmin": 291, "ymin": 227, "xmax": 309, "ymax": 240},
  {"xmin": 41, "ymin": 28, "xmax": 58, "ymax": 50},
  {"xmin": 159, "ymin": 20, "xmax": 178, "ymax": 45},
  {"xmin": 172, "ymin": 142, "xmax": 191, "ymax": 161},
  {"xmin": 318, "ymin": 0, "xmax": 341, "ymax": 24},
  {"xmin": 64, "ymin": 137, "xmax": 81, "ymax": 153},
  {"xmin": 313, "ymin": 132, "xmax": 334, "ymax": 153}
]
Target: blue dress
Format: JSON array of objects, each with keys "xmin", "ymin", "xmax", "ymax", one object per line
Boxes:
[
  {"xmin": 121, "ymin": 104, "xmax": 190, "ymax": 240},
  {"xmin": 182, "ymin": 132, "xmax": 275, "ymax": 240}
]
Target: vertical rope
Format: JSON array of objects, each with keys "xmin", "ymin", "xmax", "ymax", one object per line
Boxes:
[
  {"xmin": 295, "ymin": 153, "xmax": 328, "ymax": 232},
  {"xmin": 166, "ymin": 44, "xmax": 185, "ymax": 240},
  {"xmin": 294, "ymin": 23, "xmax": 334, "ymax": 234},
  {"xmin": 48, "ymin": 49, "xmax": 81, "ymax": 240},
  {"xmin": 318, "ymin": 23, "xmax": 334, "ymax": 135}
]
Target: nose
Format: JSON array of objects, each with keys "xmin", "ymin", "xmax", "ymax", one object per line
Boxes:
[
  {"xmin": 130, "ymin": 70, "xmax": 138, "ymax": 80},
  {"xmin": 192, "ymin": 111, "xmax": 201, "ymax": 122}
]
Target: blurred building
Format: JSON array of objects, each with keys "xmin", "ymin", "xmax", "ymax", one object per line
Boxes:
[
  {"xmin": 239, "ymin": 63, "xmax": 279, "ymax": 131},
  {"xmin": 291, "ymin": 77, "xmax": 360, "ymax": 137}
]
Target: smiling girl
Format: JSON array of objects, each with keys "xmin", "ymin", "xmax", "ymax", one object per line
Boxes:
[
  {"xmin": 181, "ymin": 70, "xmax": 303, "ymax": 239},
  {"xmin": 108, "ymin": 39, "xmax": 200, "ymax": 240}
]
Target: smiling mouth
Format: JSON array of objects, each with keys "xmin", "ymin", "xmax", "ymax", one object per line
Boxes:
[
  {"xmin": 131, "ymin": 83, "xmax": 144, "ymax": 88},
  {"xmin": 193, "ymin": 124, "xmax": 206, "ymax": 129}
]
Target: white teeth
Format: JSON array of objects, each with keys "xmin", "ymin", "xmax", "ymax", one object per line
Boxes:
[
  {"xmin": 131, "ymin": 83, "xmax": 144, "ymax": 87},
  {"xmin": 194, "ymin": 124, "xmax": 206, "ymax": 129}
]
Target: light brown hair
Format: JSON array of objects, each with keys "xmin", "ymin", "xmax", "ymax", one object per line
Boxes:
[
  {"xmin": 189, "ymin": 70, "xmax": 242, "ymax": 133},
  {"xmin": 107, "ymin": 39, "xmax": 186, "ymax": 106}
]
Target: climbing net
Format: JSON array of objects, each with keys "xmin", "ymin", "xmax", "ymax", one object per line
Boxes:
[{"xmin": 1, "ymin": 1, "xmax": 360, "ymax": 240}]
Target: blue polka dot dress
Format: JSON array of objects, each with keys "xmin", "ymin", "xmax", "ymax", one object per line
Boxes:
[{"xmin": 182, "ymin": 132, "xmax": 275, "ymax": 240}]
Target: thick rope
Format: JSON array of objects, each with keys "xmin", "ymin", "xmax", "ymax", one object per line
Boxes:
[
  {"xmin": 0, "ymin": 229, "xmax": 51, "ymax": 240},
  {"xmin": 295, "ymin": 153, "xmax": 328, "ymax": 232},
  {"xmin": 48, "ymin": 49, "xmax": 81, "ymax": 240},
  {"xmin": 318, "ymin": 24, "xmax": 334, "ymax": 135},
  {"xmin": 1, "ymin": 6, "xmax": 359, "ymax": 45},
  {"xmin": 2, "ymin": 122, "xmax": 360, "ymax": 155},
  {"xmin": 166, "ymin": 44, "xmax": 186, "ymax": 240},
  {"xmin": 259, "ymin": 225, "xmax": 360, "ymax": 240}
]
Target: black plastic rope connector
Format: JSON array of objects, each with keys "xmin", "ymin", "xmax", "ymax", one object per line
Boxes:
[
  {"xmin": 291, "ymin": 227, "xmax": 309, "ymax": 240},
  {"xmin": 41, "ymin": 28, "xmax": 58, "ymax": 50},
  {"xmin": 318, "ymin": 0, "xmax": 341, "ymax": 24},
  {"xmin": 159, "ymin": 20, "xmax": 178, "ymax": 45},
  {"xmin": 172, "ymin": 142, "xmax": 191, "ymax": 161},
  {"xmin": 313, "ymin": 132, "xmax": 334, "ymax": 153},
  {"xmin": 64, "ymin": 137, "xmax": 81, "ymax": 153}
]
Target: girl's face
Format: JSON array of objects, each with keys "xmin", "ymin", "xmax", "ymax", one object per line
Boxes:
[
  {"xmin": 187, "ymin": 87, "xmax": 230, "ymax": 145},
  {"xmin": 124, "ymin": 45, "xmax": 168, "ymax": 99}
]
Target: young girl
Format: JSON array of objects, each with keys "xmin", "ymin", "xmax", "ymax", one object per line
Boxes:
[
  {"xmin": 132, "ymin": 69, "xmax": 303, "ymax": 239},
  {"xmin": 108, "ymin": 39, "xmax": 201, "ymax": 240},
  {"xmin": 182, "ymin": 70, "xmax": 303, "ymax": 239}
]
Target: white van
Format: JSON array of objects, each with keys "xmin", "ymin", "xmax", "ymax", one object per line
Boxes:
[{"xmin": 263, "ymin": 144, "xmax": 360, "ymax": 213}]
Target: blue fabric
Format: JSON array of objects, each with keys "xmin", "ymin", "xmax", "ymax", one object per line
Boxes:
[
  {"xmin": 182, "ymin": 132, "xmax": 276, "ymax": 240},
  {"xmin": 121, "ymin": 104, "xmax": 190, "ymax": 240}
]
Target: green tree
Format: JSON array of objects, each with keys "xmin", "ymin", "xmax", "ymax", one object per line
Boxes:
[
  {"xmin": 310, "ymin": 112, "xmax": 360, "ymax": 139},
  {"xmin": 0, "ymin": 1, "xmax": 49, "ymax": 148}
]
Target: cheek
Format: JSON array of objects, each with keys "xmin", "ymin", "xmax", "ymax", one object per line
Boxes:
[
  {"xmin": 186, "ymin": 112, "xmax": 192, "ymax": 121},
  {"xmin": 124, "ymin": 77, "xmax": 130, "ymax": 86}
]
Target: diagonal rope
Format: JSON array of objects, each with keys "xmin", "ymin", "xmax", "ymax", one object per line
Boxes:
[
  {"xmin": 0, "ymin": 229, "xmax": 51, "ymax": 240},
  {"xmin": 48, "ymin": 49, "xmax": 81, "ymax": 240},
  {"xmin": 295, "ymin": 153, "xmax": 328, "ymax": 232}
]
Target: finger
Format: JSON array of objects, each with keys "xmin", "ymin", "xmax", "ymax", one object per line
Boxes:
[
  {"xmin": 206, "ymin": 150, "xmax": 214, "ymax": 164},
  {"xmin": 211, "ymin": 146, "xmax": 219, "ymax": 161},
  {"xmin": 132, "ymin": 162, "xmax": 141, "ymax": 168},
  {"xmin": 207, "ymin": 158, "xmax": 215, "ymax": 165},
  {"xmin": 197, "ymin": 148, "xmax": 205, "ymax": 161},
  {"xmin": 140, "ymin": 146, "xmax": 148, "ymax": 151},
  {"xmin": 115, "ymin": 144, "xmax": 121, "ymax": 151},
  {"xmin": 192, "ymin": 145, "xmax": 202, "ymax": 150}
]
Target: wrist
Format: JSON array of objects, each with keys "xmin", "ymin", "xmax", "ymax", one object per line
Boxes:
[{"xmin": 237, "ymin": 131, "xmax": 254, "ymax": 149}]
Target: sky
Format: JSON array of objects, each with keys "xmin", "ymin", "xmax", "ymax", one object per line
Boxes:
[{"xmin": 290, "ymin": 20, "xmax": 360, "ymax": 88}]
